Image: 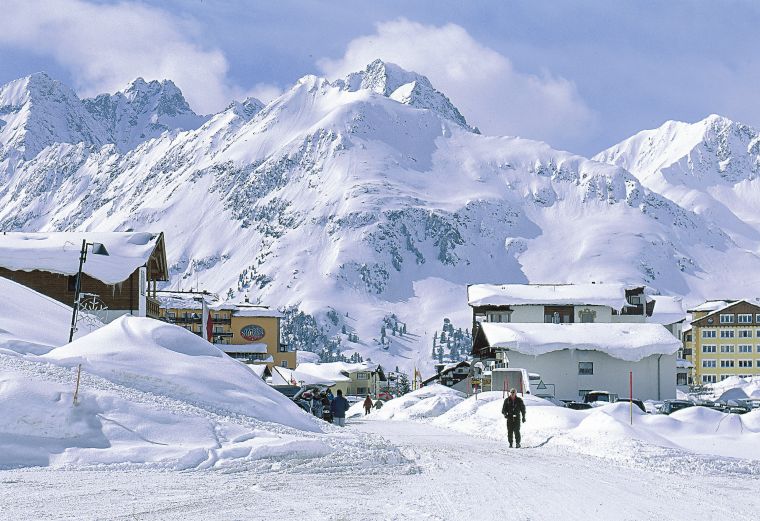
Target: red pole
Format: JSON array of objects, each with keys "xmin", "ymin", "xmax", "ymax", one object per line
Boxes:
[{"xmin": 629, "ymin": 370, "xmax": 633, "ymax": 425}]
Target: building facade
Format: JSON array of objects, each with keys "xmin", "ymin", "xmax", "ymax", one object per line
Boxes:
[
  {"xmin": 685, "ymin": 300, "xmax": 760, "ymax": 385},
  {"xmin": 468, "ymin": 283, "xmax": 682, "ymax": 401},
  {"xmin": 159, "ymin": 295, "xmax": 296, "ymax": 370}
]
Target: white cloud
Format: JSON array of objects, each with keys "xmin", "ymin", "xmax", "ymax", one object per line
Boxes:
[
  {"xmin": 318, "ymin": 19, "xmax": 596, "ymax": 150},
  {"xmin": 0, "ymin": 0, "xmax": 241, "ymax": 113}
]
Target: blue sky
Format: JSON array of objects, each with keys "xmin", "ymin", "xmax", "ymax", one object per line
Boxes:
[{"xmin": 1, "ymin": 0, "xmax": 758, "ymax": 155}]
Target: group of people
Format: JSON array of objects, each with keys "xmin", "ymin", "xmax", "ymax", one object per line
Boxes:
[{"xmin": 306, "ymin": 388, "xmax": 351, "ymax": 426}]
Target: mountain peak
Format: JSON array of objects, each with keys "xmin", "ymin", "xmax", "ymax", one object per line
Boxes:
[{"xmin": 338, "ymin": 60, "xmax": 475, "ymax": 132}]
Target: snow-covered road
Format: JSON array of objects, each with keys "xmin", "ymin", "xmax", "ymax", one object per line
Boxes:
[{"xmin": 1, "ymin": 417, "xmax": 757, "ymax": 520}]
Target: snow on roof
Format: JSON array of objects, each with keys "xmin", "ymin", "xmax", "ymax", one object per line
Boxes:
[
  {"xmin": 233, "ymin": 306, "xmax": 284, "ymax": 318},
  {"xmin": 687, "ymin": 300, "xmax": 735, "ymax": 313},
  {"xmin": 468, "ymin": 283, "xmax": 636, "ymax": 309},
  {"xmin": 296, "ymin": 361, "xmax": 380, "ymax": 382},
  {"xmin": 480, "ymin": 322, "xmax": 681, "ymax": 362},
  {"xmin": 270, "ymin": 365, "xmax": 335, "ymax": 386},
  {"xmin": 157, "ymin": 295, "xmax": 204, "ymax": 310},
  {"xmin": 246, "ymin": 364, "xmax": 269, "ymax": 378},
  {"xmin": 691, "ymin": 299, "xmax": 760, "ymax": 323},
  {"xmin": 220, "ymin": 343, "xmax": 268, "ymax": 354},
  {"xmin": 649, "ymin": 295, "xmax": 687, "ymax": 325},
  {"xmin": 0, "ymin": 231, "xmax": 162, "ymax": 284},
  {"xmin": 676, "ymin": 359, "xmax": 694, "ymax": 369}
]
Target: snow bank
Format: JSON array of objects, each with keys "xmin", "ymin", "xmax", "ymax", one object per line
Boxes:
[
  {"xmin": 0, "ymin": 276, "xmax": 100, "ymax": 355},
  {"xmin": 43, "ymin": 316, "xmax": 318, "ymax": 432},
  {"xmin": 371, "ymin": 384, "xmax": 760, "ymax": 461}
]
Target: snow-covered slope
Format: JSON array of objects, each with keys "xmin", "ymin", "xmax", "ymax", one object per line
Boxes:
[
  {"xmin": 1, "ymin": 64, "xmax": 760, "ymax": 373},
  {"xmin": 595, "ymin": 114, "xmax": 760, "ymax": 248}
]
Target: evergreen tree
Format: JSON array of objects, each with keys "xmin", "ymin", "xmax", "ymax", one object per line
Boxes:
[{"xmin": 398, "ymin": 373, "xmax": 411, "ymax": 395}]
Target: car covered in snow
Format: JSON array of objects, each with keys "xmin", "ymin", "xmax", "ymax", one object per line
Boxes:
[{"xmin": 659, "ymin": 400, "xmax": 694, "ymax": 414}]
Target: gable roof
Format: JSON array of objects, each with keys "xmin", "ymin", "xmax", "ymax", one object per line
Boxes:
[
  {"xmin": 690, "ymin": 299, "xmax": 760, "ymax": 327},
  {"xmin": 648, "ymin": 295, "xmax": 688, "ymax": 325},
  {"xmin": 0, "ymin": 231, "xmax": 168, "ymax": 284},
  {"xmin": 479, "ymin": 322, "xmax": 681, "ymax": 362},
  {"xmin": 467, "ymin": 283, "xmax": 640, "ymax": 310}
]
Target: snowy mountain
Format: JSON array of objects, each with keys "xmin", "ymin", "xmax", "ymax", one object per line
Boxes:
[
  {"xmin": 83, "ymin": 78, "xmax": 209, "ymax": 152},
  {"xmin": 595, "ymin": 114, "xmax": 760, "ymax": 252},
  {"xmin": 1, "ymin": 63, "xmax": 760, "ymax": 373}
]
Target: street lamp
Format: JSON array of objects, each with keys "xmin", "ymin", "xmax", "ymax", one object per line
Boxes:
[{"xmin": 69, "ymin": 240, "xmax": 109, "ymax": 342}]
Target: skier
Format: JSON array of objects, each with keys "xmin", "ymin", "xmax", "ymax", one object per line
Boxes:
[
  {"xmin": 363, "ymin": 395, "xmax": 373, "ymax": 415},
  {"xmin": 502, "ymin": 388, "xmax": 526, "ymax": 448}
]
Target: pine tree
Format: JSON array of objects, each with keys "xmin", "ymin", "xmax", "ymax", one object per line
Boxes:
[{"xmin": 398, "ymin": 373, "xmax": 411, "ymax": 395}]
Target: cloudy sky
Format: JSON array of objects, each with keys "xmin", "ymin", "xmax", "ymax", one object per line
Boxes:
[{"xmin": 1, "ymin": 0, "xmax": 758, "ymax": 155}]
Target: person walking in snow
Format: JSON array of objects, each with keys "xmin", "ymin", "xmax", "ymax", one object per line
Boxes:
[
  {"xmin": 502, "ymin": 388, "xmax": 526, "ymax": 448},
  {"xmin": 330, "ymin": 389, "xmax": 350, "ymax": 427},
  {"xmin": 363, "ymin": 395, "xmax": 373, "ymax": 415}
]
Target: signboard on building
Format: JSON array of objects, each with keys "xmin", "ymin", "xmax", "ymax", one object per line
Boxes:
[{"xmin": 241, "ymin": 324, "xmax": 265, "ymax": 342}]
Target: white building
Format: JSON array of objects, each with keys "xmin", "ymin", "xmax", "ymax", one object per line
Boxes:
[{"xmin": 468, "ymin": 283, "xmax": 683, "ymax": 401}]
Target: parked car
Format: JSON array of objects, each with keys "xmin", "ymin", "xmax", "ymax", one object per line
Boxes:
[
  {"xmin": 584, "ymin": 391, "xmax": 619, "ymax": 404},
  {"xmin": 660, "ymin": 400, "xmax": 694, "ymax": 415},
  {"xmin": 616, "ymin": 398, "xmax": 647, "ymax": 413},
  {"xmin": 565, "ymin": 402, "xmax": 593, "ymax": 410},
  {"xmin": 377, "ymin": 392, "xmax": 393, "ymax": 401}
]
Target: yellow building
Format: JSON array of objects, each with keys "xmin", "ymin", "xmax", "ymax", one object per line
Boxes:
[
  {"xmin": 158, "ymin": 292, "xmax": 295, "ymax": 370},
  {"xmin": 685, "ymin": 299, "xmax": 760, "ymax": 384}
]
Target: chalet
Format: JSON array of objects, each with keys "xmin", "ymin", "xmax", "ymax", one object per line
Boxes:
[
  {"xmin": 0, "ymin": 231, "xmax": 168, "ymax": 322},
  {"xmin": 683, "ymin": 299, "xmax": 760, "ymax": 385},
  {"xmin": 422, "ymin": 361, "xmax": 471, "ymax": 392},
  {"xmin": 468, "ymin": 283, "xmax": 681, "ymax": 401},
  {"xmin": 295, "ymin": 362, "xmax": 387, "ymax": 399}
]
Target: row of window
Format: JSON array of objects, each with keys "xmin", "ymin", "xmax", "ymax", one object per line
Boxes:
[
  {"xmin": 719, "ymin": 313, "xmax": 760, "ymax": 324},
  {"xmin": 701, "ymin": 344, "xmax": 759, "ymax": 353},
  {"xmin": 701, "ymin": 329, "xmax": 760, "ymax": 338},
  {"xmin": 166, "ymin": 311, "xmax": 230, "ymax": 320},
  {"xmin": 702, "ymin": 374, "xmax": 755, "ymax": 383},
  {"xmin": 701, "ymin": 359, "xmax": 759, "ymax": 368}
]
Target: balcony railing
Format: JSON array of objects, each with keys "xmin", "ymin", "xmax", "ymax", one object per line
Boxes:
[{"xmin": 147, "ymin": 296, "xmax": 161, "ymax": 318}]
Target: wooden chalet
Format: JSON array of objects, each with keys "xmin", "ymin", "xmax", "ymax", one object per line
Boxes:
[{"xmin": 0, "ymin": 231, "xmax": 168, "ymax": 321}]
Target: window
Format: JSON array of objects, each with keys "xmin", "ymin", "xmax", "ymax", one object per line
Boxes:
[
  {"xmin": 685, "ymin": 333, "xmax": 693, "ymax": 342},
  {"xmin": 702, "ymin": 375, "xmax": 717, "ymax": 384},
  {"xmin": 213, "ymin": 326, "xmax": 223, "ymax": 333},
  {"xmin": 720, "ymin": 360, "xmax": 735, "ymax": 368},
  {"xmin": 757, "ymin": 360, "xmax": 760, "ymax": 367},
  {"xmin": 702, "ymin": 345, "xmax": 716, "ymax": 353},
  {"xmin": 720, "ymin": 314, "xmax": 735, "ymax": 324},
  {"xmin": 702, "ymin": 360, "xmax": 716, "ymax": 368},
  {"xmin": 676, "ymin": 373, "xmax": 688, "ymax": 386},
  {"xmin": 720, "ymin": 330, "xmax": 735, "ymax": 338},
  {"xmin": 578, "ymin": 362, "xmax": 594, "ymax": 375},
  {"xmin": 720, "ymin": 374, "xmax": 733, "ymax": 381},
  {"xmin": 281, "ymin": 360, "xmax": 288, "ymax": 368},
  {"xmin": 487, "ymin": 312, "xmax": 511, "ymax": 323},
  {"xmin": 739, "ymin": 330, "xmax": 753, "ymax": 338},
  {"xmin": 738, "ymin": 314, "xmax": 753, "ymax": 323},
  {"xmin": 578, "ymin": 390, "xmax": 592, "ymax": 399},
  {"xmin": 720, "ymin": 345, "xmax": 735, "ymax": 353},
  {"xmin": 214, "ymin": 313, "xmax": 220, "ymax": 320},
  {"xmin": 738, "ymin": 360, "xmax": 753, "ymax": 368},
  {"xmin": 579, "ymin": 309, "xmax": 596, "ymax": 323},
  {"xmin": 167, "ymin": 311, "xmax": 176, "ymax": 318},
  {"xmin": 756, "ymin": 314, "xmax": 760, "ymax": 323},
  {"xmin": 357, "ymin": 372, "xmax": 369, "ymax": 380},
  {"xmin": 739, "ymin": 345, "xmax": 752, "ymax": 353},
  {"xmin": 356, "ymin": 387, "xmax": 367, "ymax": 395},
  {"xmin": 702, "ymin": 330, "xmax": 716, "ymax": 338}
]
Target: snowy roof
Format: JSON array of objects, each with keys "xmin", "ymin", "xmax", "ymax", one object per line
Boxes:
[
  {"xmin": 233, "ymin": 306, "xmax": 284, "ymax": 318},
  {"xmin": 245, "ymin": 364, "xmax": 270, "ymax": 378},
  {"xmin": 676, "ymin": 359, "xmax": 694, "ymax": 369},
  {"xmin": 648, "ymin": 295, "xmax": 687, "ymax": 325},
  {"xmin": 692, "ymin": 299, "xmax": 760, "ymax": 324},
  {"xmin": 480, "ymin": 322, "xmax": 681, "ymax": 362},
  {"xmin": 296, "ymin": 361, "xmax": 380, "ymax": 383},
  {"xmin": 687, "ymin": 300, "xmax": 735, "ymax": 313},
  {"xmin": 468, "ymin": 283, "xmax": 638, "ymax": 310},
  {"xmin": 220, "ymin": 343, "xmax": 268, "ymax": 354},
  {"xmin": 157, "ymin": 295, "xmax": 205, "ymax": 310},
  {"xmin": 270, "ymin": 366, "xmax": 335, "ymax": 386},
  {"xmin": 0, "ymin": 231, "xmax": 165, "ymax": 284}
]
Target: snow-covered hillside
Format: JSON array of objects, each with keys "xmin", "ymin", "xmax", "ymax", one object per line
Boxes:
[{"xmin": 2, "ymin": 63, "xmax": 760, "ymax": 372}]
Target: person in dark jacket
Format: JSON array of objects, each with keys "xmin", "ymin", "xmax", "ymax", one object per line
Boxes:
[
  {"xmin": 363, "ymin": 395, "xmax": 373, "ymax": 415},
  {"xmin": 502, "ymin": 388, "xmax": 526, "ymax": 448},
  {"xmin": 330, "ymin": 389, "xmax": 350, "ymax": 427}
]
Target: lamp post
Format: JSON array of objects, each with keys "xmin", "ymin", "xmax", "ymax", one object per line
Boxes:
[{"xmin": 69, "ymin": 239, "xmax": 109, "ymax": 342}]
